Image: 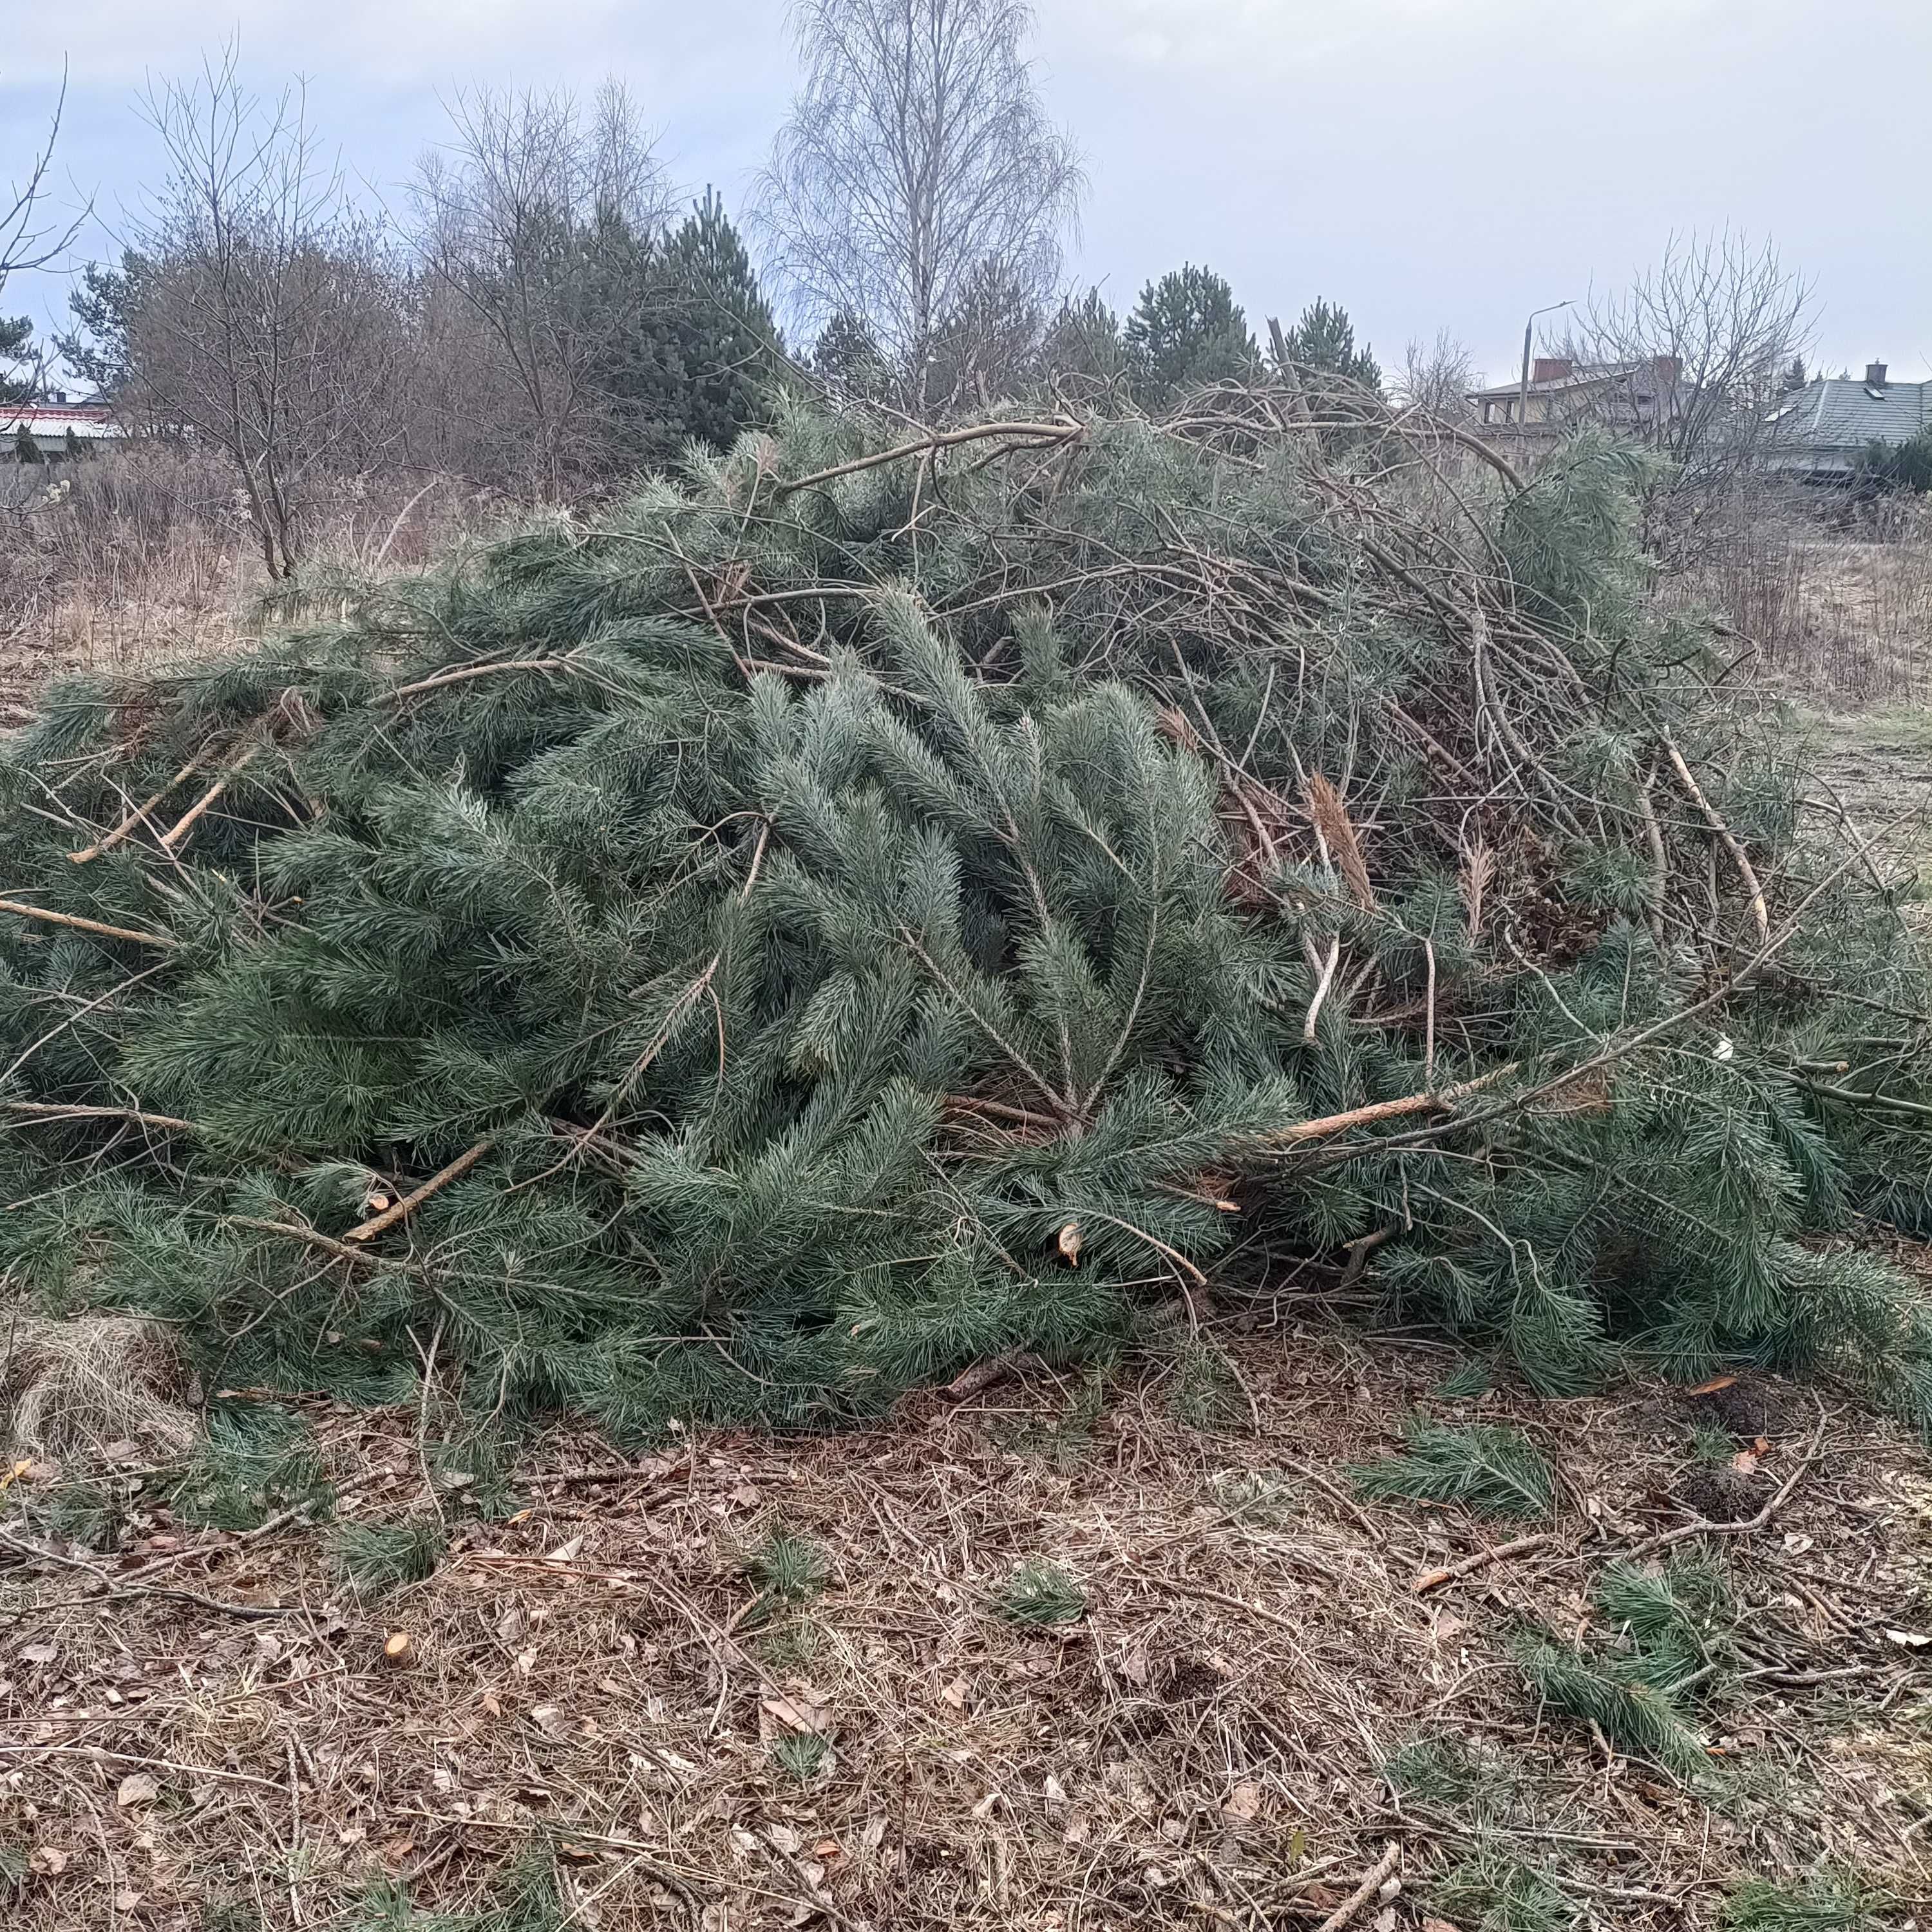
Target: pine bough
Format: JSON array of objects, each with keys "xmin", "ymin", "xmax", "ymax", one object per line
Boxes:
[{"xmin": 0, "ymin": 397, "xmax": 1927, "ymax": 1437}]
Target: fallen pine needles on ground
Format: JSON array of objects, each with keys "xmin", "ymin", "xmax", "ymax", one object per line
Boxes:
[{"xmin": 2, "ymin": 1341, "xmax": 1929, "ymax": 1929}]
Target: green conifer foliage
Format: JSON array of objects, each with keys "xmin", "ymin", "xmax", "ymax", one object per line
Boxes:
[
  {"xmin": 0, "ymin": 314, "xmax": 36, "ymax": 408},
  {"xmin": 0, "ymin": 402, "xmax": 1926, "ymax": 1438},
  {"xmin": 600, "ymin": 191, "xmax": 781, "ymax": 466},
  {"xmin": 1275, "ymin": 296, "xmax": 1382, "ymax": 395},
  {"xmin": 1124, "ymin": 265, "xmax": 1256, "ymax": 399}
]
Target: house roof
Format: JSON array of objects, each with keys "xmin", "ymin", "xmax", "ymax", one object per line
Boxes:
[
  {"xmin": 1767, "ymin": 376, "xmax": 1930, "ymax": 457},
  {"xmin": 1466, "ymin": 366, "xmax": 1632, "ymax": 403},
  {"xmin": 1, "ymin": 404, "xmax": 122, "ymax": 441}
]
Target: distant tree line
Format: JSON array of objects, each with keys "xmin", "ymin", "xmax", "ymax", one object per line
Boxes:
[{"xmin": 30, "ymin": 13, "xmax": 1401, "ymax": 575}]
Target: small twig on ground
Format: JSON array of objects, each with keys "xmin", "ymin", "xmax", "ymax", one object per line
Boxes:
[
  {"xmin": 1414, "ymin": 1530, "xmax": 1557, "ymax": 1594},
  {"xmin": 0, "ymin": 1741, "xmax": 286, "ymax": 1792},
  {"xmin": 0, "ymin": 1522, "xmax": 299, "ymax": 1620},
  {"xmin": 1310, "ymin": 1841, "xmax": 1401, "ymax": 1932},
  {"xmin": 285, "ymin": 1734, "xmax": 305, "ymax": 1927},
  {"xmin": 1627, "ymin": 1416, "xmax": 1828, "ymax": 1557}
]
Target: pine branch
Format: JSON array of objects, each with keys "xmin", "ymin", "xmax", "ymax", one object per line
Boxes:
[{"xmin": 0, "ymin": 896, "xmax": 178, "ymax": 950}]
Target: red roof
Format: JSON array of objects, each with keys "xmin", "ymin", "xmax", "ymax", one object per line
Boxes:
[{"xmin": 1, "ymin": 404, "xmax": 122, "ymax": 439}]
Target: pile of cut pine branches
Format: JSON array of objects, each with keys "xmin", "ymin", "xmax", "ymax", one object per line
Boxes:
[{"xmin": 0, "ymin": 388, "xmax": 1926, "ymax": 1434}]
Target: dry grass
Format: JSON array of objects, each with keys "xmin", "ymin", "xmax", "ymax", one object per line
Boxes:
[
  {"xmin": 5, "ymin": 1312, "xmax": 1932, "ymax": 1931},
  {"xmin": 0, "ymin": 1314, "xmax": 197, "ymax": 1462},
  {"xmin": 1680, "ymin": 497, "xmax": 1932, "ymax": 708},
  {"xmin": 0, "ymin": 451, "xmax": 509, "ymax": 712}
]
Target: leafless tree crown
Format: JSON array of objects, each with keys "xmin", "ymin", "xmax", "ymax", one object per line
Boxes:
[
  {"xmin": 411, "ymin": 81, "xmax": 671, "ymax": 497},
  {"xmin": 1, "ymin": 69, "xmax": 86, "ymax": 298},
  {"xmin": 1556, "ymin": 232, "xmax": 1814, "ymax": 558},
  {"xmin": 758, "ymin": 0, "xmax": 1083, "ymax": 412},
  {"xmin": 122, "ymin": 48, "xmax": 412, "ymax": 576},
  {"xmin": 1394, "ymin": 330, "xmax": 1480, "ymax": 427}
]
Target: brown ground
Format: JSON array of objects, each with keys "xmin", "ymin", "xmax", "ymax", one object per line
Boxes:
[{"xmin": 6, "ymin": 1307, "xmax": 1932, "ymax": 1932}]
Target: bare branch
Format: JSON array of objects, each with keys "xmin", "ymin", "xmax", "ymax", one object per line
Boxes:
[{"xmin": 0, "ymin": 66, "xmax": 88, "ymax": 296}]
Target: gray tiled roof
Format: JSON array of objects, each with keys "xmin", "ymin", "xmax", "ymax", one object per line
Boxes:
[{"xmin": 1768, "ymin": 377, "xmax": 1931, "ymax": 457}]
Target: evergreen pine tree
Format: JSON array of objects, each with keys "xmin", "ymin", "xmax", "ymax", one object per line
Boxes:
[
  {"xmin": 812, "ymin": 308, "xmax": 892, "ymax": 402},
  {"xmin": 605, "ymin": 191, "xmax": 780, "ymax": 462},
  {"xmin": 1041, "ymin": 287, "xmax": 1130, "ymax": 391},
  {"xmin": 1124, "ymin": 265, "xmax": 1257, "ymax": 399},
  {"xmin": 1276, "ymin": 297, "xmax": 1382, "ymax": 395},
  {"xmin": 57, "ymin": 253, "xmax": 153, "ymax": 403},
  {"xmin": 1, "ymin": 316, "xmax": 37, "ymax": 408}
]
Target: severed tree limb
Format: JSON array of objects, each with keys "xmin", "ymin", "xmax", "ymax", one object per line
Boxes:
[
  {"xmin": 3, "ymin": 1099, "xmax": 194, "ymax": 1132},
  {"xmin": 68, "ymin": 757, "xmax": 201, "ymax": 864},
  {"xmin": 772, "ymin": 419, "xmax": 1083, "ymax": 498},
  {"xmin": 224, "ymin": 1215, "xmax": 387, "ymax": 1269},
  {"xmin": 383, "ymin": 657, "xmax": 583, "ymax": 704},
  {"xmin": 345, "ymin": 1138, "xmax": 495, "ymax": 1243},
  {"xmin": 0, "ymin": 896, "xmax": 178, "ymax": 950},
  {"xmin": 1258, "ymin": 1062, "xmax": 1520, "ymax": 1149},
  {"xmin": 1414, "ymin": 1530, "xmax": 1556, "ymax": 1594},
  {"xmin": 1302, "ymin": 933, "xmax": 1343, "ymax": 1041},
  {"xmin": 158, "ymin": 745, "xmax": 260, "ymax": 853},
  {"xmin": 1662, "ymin": 735, "xmax": 1769, "ymax": 941}
]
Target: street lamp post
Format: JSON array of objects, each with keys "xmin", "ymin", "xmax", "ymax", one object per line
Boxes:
[{"xmin": 1517, "ymin": 299, "xmax": 1574, "ymax": 435}]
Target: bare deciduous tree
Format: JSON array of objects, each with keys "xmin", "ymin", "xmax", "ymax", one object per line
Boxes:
[
  {"xmin": 757, "ymin": 0, "xmax": 1083, "ymax": 415},
  {"xmin": 122, "ymin": 48, "xmax": 412, "ymax": 577},
  {"xmin": 1556, "ymin": 232, "xmax": 1814, "ymax": 559},
  {"xmin": 412, "ymin": 82, "xmax": 672, "ymax": 497},
  {"xmin": 1393, "ymin": 329, "xmax": 1479, "ymax": 427},
  {"xmin": 2, "ymin": 69, "xmax": 86, "ymax": 298}
]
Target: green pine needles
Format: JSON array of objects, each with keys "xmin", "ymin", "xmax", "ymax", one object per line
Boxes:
[
  {"xmin": 1516, "ymin": 1554, "xmax": 1740, "ymax": 1782},
  {"xmin": 744, "ymin": 1526, "xmax": 831, "ymax": 1607},
  {"xmin": 1434, "ymin": 1853, "xmax": 1579, "ymax": 1932},
  {"xmin": 168, "ymin": 1404, "xmax": 334, "ymax": 1532},
  {"xmin": 0, "ymin": 399, "xmax": 1927, "ymax": 1435},
  {"xmin": 354, "ymin": 1850, "xmax": 563, "ymax": 1931},
  {"xmin": 329, "ymin": 1520, "xmax": 448, "ymax": 1602},
  {"xmin": 1719, "ymin": 1874, "xmax": 1882, "ymax": 1932},
  {"xmin": 996, "ymin": 1558, "xmax": 1087, "ymax": 1626},
  {"xmin": 1352, "ymin": 1415, "xmax": 1554, "ymax": 1517}
]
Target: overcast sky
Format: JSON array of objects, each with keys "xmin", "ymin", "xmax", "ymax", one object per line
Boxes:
[{"xmin": 5, "ymin": 0, "xmax": 1929, "ymax": 385}]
